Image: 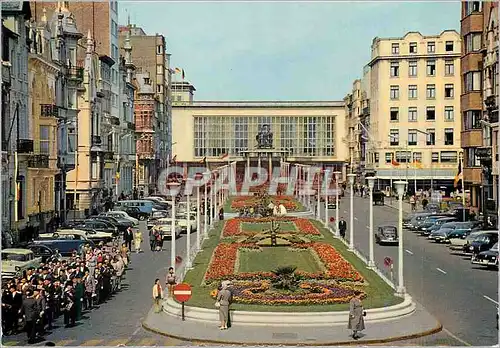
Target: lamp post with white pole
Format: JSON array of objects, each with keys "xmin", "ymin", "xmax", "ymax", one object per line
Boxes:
[
  {"xmin": 394, "ymin": 180, "xmax": 407, "ymax": 296},
  {"xmin": 204, "ymin": 173, "xmax": 208, "ymax": 240},
  {"xmin": 334, "ymin": 171, "xmax": 341, "ymax": 237},
  {"xmin": 347, "ymin": 173, "xmax": 356, "ymax": 250},
  {"xmin": 186, "ymin": 179, "xmax": 192, "ymax": 268},
  {"xmin": 167, "ymin": 182, "xmax": 180, "ymax": 270},
  {"xmin": 366, "ymin": 176, "xmax": 376, "ymax": 268},
  {"xmin": 196, "ymin": 182, "xmax": 201, "ymax": 250},
  {"xmin": 324, "ymin": 169, "xmax": 329, "ymax": 227},
  {"xmin": 316, "ymin": 169, "xmax": 321, "ymax": 220}
]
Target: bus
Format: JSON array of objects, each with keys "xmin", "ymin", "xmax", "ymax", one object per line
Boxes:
[{"xmin": 115, "ymin": 200, "xmax": 154, "ymax": 214}]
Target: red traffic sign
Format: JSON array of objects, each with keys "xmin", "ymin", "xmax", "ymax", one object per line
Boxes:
[
  {"xmin": 173, "ymin": 283, "xmax": 192, "ymax": 302},
  {"xmin": 384, "ymin": 257, "xmax": 393, "ymax": 267},
  {"xmin": 330, "ymin": 217, "xmax": 335, "ymax": 222}
]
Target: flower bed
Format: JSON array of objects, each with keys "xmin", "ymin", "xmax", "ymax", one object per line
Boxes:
[
  {"xmin": 210, "ymin": 280, "xmax": 366, "ymax": 305},
  {"xmin": 222, "ymin": 217, "xmax": 321, "ymax": 237},
  {"xmin": 231, "ymin": 195, "xmax": 298, "ymax": 211}
]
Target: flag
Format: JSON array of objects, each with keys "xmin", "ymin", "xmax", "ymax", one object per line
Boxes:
[
  {"xmin": 220, "ymin": 153, "xmax": 229, "ymax": 160},
  {"xmin": 198, "ymin": 157, "xmax": 207, "ymax": 165},
  {"xmin": 454, "ymin": 159, "xmax": 463, "ymax": 188},
  {"xmin": 391, "ymin": 157, "xmax": 400, "ymax": 166},
  {"xmin": 182, "ymin": 69, "xmax": 185, "ymax": 80},
  {"xmin": 170, "ymin": 154, "xmax": 177, "ymax": 165},
  {"xmin": 174, "ymin": 67, "xmax": 182, "ymax": 74},
  {"xmin": 412, "ymin": 160, "xmax": 423, "ymax": 169}
]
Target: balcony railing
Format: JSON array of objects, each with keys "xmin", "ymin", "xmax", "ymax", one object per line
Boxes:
[
  {"xmin": 17, "ymin": 139, "xmax": 34, "ymax": 153},
  {"xmin": 27, "ymin": 154, "xmax": 49, "ymax": 168},
  {"xmin": 40, "ymin": 104, "xmax": 59, "ymax": 118},
  {"xmin": 67, "ymin": 66, "xmax": 84, "ymax": 81}
]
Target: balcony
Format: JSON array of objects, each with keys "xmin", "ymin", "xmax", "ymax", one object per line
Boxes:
[
  {"xmin": 103, "ymin": 151, "xmax": 114, "ymax": 161},
  {"xmin": 40, "ymin": 104, "xmax": 60, "ymax": 118},
  {"xmin": 67, "ymin": 66, "xmax": 84, "ymax": 81},
  {"xmin": 2, "ymin": 62, "xmax": 11, "ymax": 84},
  {"xmin": 464, "ymin": 167, "xmax": 482, "ymax": 184},
  {"xmin": 127, "ymin": 122, "xmax": 135, "ymax": 131},
  {"xmin": 27, "ymin": 154, "xmax": 49, "ymax": 168},
  {"xmin": 17, "ymin": 139, "xmax": 34, "ymax": 154},
  {"xmin": 92, "ymin": 136, "xmax": 102, "ymax": 146},
  {"xmin": 461, "ymin": 129, "xmax": 483, "ymax": 148},
  {"xmin": 362, "ymin": 105, "xmax": 370, "ymax": 116}
]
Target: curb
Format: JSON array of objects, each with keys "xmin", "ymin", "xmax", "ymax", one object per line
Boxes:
[{"xmin": 142, "ymin": 317, "xmax": 442, "ymax": 346}]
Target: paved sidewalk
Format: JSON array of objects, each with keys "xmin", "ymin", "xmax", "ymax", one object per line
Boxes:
[
  {"xmin": 385, "ymin": 199, "xmax": 412, "ymax": 213},
  {"xmin": 142, "ymin": 302, "xmax": 441, "ymax": 345}
]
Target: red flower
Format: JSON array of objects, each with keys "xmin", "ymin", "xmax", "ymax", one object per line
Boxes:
[{"xmin": 221, "ymin": 217, "xmax": 321, "ymax": 237}]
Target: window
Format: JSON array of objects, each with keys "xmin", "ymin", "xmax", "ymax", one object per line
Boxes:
[
  {"xmin": 441, "ymin": 151, "xmax": 458, "ymax": 163},
  {"xmin": 409, "ymin": 42, "xmax": 417, "ymax": 53},
  {"xmin": 465, "ymin": 71, "xmax": 481, "ymax": 92},
  {"xmin": 444, "ymin": 128, "xmax": 454, "ymax": 145},
  {"xmin": 39, "ymin": 126, "xmax": 50, "ymax": 154},
  {"xmin": 408, "ymin": 107, "xmax": 417, "ymax": 122},
  {"xmin": 68, "ymin": 128, "xmax": 76, "ymax": 153},
  {"xmin": 157, "ymin": 84, "xmax": 162, "ymax": 93},
  {"xmin": 392, "ymin": 43, "xmax": 399, "ymax": 55},
  {"xmin": 444, "ymin": 106, "xmax": 454, "ymax": 121},
  {"xmin": 408, "ymin": 130, "xmax": 418, "ymax": 146},
  {"xmin": 407, "ymin": 85, "xmax": 417, "ymax": 99},
  {"xmin": 465, "ymin": 33, "xmax": 482, "ymax": 53},
  {"xmin": 427, "ymin": 59, "xmax": 436, "ymax": 76},
  {"xmin": 144, "ymin": 77, "xmax": 150, "ymax": 84},
  {"xmin": 426, "ymin": 106, "xmax": 436, "ymax": 121},
  {"xmin": 156, "ymin": 65, "xmax": 163, "ymax": 75},
  {"xmin": 444, "ymin": 84, "xmax": 454, "ymax": 98},
  {"xmin": 408, "ymin": 60, "xmax": 417, "ymax": 77},
  {"xmin": 465, "ymin": 1, "xmax": 481, "ymax": 15},
  {"xmin": 445, "ymin": 60, "xmax": 455, "ymax": 76},
  {"xmin": 390, "ymin": 129, "xmax": 399, "ymax": 146},
  {"xmin": 426, "ymin": 129, "xmax": 436, "ymax": 145},
  {"xmin": 390, "ymin": 85, "xmax": 399, "ymax": 100},
  {"xmin": 426, "ymin": 84, "xmax": 436, "ymax": 99},
  {"xmin": 445, "ymin": 41, "xmax": 454, "ymax": 51},
  {"xmin": 413, "ymin": 152, "xmax": 422, "ymax": 162},
  {"xmin": 427, "ymin": 41, "xmax": 435, "ymax": 53},
  {"xmin": 390, "ymin": 107, "xmax": 399, "ymax": 121},
  {"xmin": 463, "ymin": 110, "xmax": 482, "ymax": 130},
  {"xmin": 156, "ymin": 45, "xmax": 163, "ymax": 55},
  {"xmin": 374, "ymin": 153, "xmax": 379, "ymax": 163},
  {"xmin": 432, "ymin": 152, "xmax": 439, "ymax": 163},
  {"xmin": 390, "ymin": 61, "xmax": 400, "ymax": 77},
  {"xmin": 396, "ymin": 151, "xmax": 411, "ymax": 163},
  {"xmin": 385, "ymin": 152, "xmax": 393, "ymax": 163},
  {"xmin": 466, "ymin": 148, "xmax": 481, "ymax": 167}
]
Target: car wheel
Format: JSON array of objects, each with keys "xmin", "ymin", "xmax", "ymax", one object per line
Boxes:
[{"xmin": 139, "ymin": 215, "xmax": 146, "ymax": 221}]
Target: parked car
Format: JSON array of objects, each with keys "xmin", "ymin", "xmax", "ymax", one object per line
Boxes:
[
  {"xmin": 61, "ymin": 219, "xmax": 85, "ymax": 229},
  {"xmin": 406, "ymin": 213, "xmax": 433, "ymax": 229},
  {"xmin": 1, "ymin": 248, "xmax": 42, "ymax": 280},
  {"xmin": 32, "ymin": 234, "xmax": 95, "ymax": 256},
  {"xmin": 449, "ymin": 231, "xmax": 487, "ymax": 252},
  {"xmin": 40, "ymin": 229, "xmax": 114, "ymax": 244},
  {"xmin": 119, "ymin": 206, "xmax": 150, "ymax": 221},
  {"xmin": 90, "ymin": 215, "xmax": 132, "ymax": 232},
  {"xmin": 151, "ymin": 218, "xmax": 182, "ymax": 239},
  {"xmin": 26, "ymin": 244, "xmax": 57, "ymax": 263},
  {"xmin": 375, "ymin": 225, "xmax": 399, "ymax": 245},
  {"xmin": 147, "ymin": 211, "xmax": 170, "ymax": 230},
  {"xmin": 75, "ymin": 220, "xmax": 118, "ymax": 236},
  {"xmin": 419, "ymin": 217, "xmax": 457, "ymax": 235},
  {"xmin": 424, "ymin": 203, "xmax": 441, "ymax": 213},
  {"xmin": 372, "ymin": 191, "xmax": 385, "ymax": 205},
  {"xmin": 471, "ymin": 242, "xmax": 499, "ymax": 269},
  {"xmin": 100, "ymin": 211, "xmax": 139, "ymax": 226},
  {"xmin": 463, "ymin": 232, "xmax": 498, "ymax": 256},
  {"xmin": 428, "ymin": 227, "xmax": 455, "ymax": 242}
]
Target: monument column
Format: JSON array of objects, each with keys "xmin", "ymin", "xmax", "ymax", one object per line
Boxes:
[
  {"xmin": 268, "ymin": 153, "xmax": 272, "ymax": 183},
  {"xmin": 246, "ymin": 155, "xmax": 250, "ymax": 181}
]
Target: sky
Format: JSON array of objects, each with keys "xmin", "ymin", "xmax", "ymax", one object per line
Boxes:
[{"xmin": 119, "ymin": 1, "xmax": 461, "ymax": 101}]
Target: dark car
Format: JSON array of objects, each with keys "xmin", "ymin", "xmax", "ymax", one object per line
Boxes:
[
  {"xmin": 75, "ymin": 220, "xmax": 118, "ymax": 236},
  {"xmin": 406, "ymin": 213, "xmax": 434, "ymax": 229},
  {"xmin": 26, "ymin": 244, "xmax": 57, "ymax": 263},
  {"xmin": 464, "ymin": 232, "xmax": 499, "ymax": 256},
  {"xmin": 120, "ymin": 206, "xmax": 150, "ymax": 220},
  {"xmin": 419, "ymin": 217, "xmax": 457, "ymax": 235},
  {"xmin": 372, "ymin": 191, "xmax": 385, "ymax": 205},
  {"xmin": 424, "ymin": 203, "xmax": 441, "ymax": 213},
  {"xmin": 471, "ymin": 242, "xmax": 499, "ymax": 269},
  {"xmin": 61, "ymin": 219, "xmax": 85, "ymax": 228},
  {"xmin": 32, "ymin": 235, "xmax": 95, "ymax": 257},
  {"xmin": 91, "ymin": 215, "xmax": 132, "ymax": 232},
  {"xmin": 375, "ymin": 225, "xmax": 399, "ymax": 245}
]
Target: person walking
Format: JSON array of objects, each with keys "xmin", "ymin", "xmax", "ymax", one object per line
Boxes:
[
  {"xmin": 216, "ymin": 280, "xmax": 233, "ymax": 330},
  {"xmin": 21, "ymin": 289, "xmax": 40, "ymax": 343},
  {"xmin": 123, "ymin": 227, "xmax": 134, "ymax": 251},
  {"xmin": 410, "ymin": 195, "xmax": 416, "ymax": 211},
  {"xmin": 338, "ymin": 217, "xmax": 347, "ymax": 239},
  {"xmin": 165, "ymin": 267, "xmax": 177, "ymax": 297},
  {"xmin": 348, "ymin": 296, "xmax": 366, "ymax": 340},
  {"xmin": 149, "ymin": 228, "xmax": 156, "ymax": 252},
  {"xmin": 134, "ymin": 229, "xmax": 143, "ymax": 253},
  {"xmin": 61, "ymin": 284, "xmax": 76, "ymax": 328},
  {"xmin": 73, "ymin": 276, "xmax": 84, "ymax": 321},
  {"xmin": 152, "ymin": 279, "xmax": 163, "ymax": 313}
]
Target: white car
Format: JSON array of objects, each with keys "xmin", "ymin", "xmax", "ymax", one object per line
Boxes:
[
  {"xmin": 2, "ymin": 249, "xmax": 42, "ymax": 279},
  {"xmin": 448, "ymin": 231, "xmax": 485, "ymax": 252},
  {"xmin": 39, "ymin": 229, "xmax": 114, "ymax": 243},
  {"xmin": 106, "ymin": 210, "xmax": 139, "ymax": 226},
  {"xmin": 175, "ymin": 212, "xmax": 197, "ymax": 232},
  {"xmin": 152, "ymin": 218, "xmax": 182, "ymax": 239}
]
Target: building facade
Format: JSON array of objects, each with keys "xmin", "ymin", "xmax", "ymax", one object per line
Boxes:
[
  {"xmin": 460, "ymin": 1, "xmax": 498, "ymax": 219},
  {"xmin": 344, "ymin": 79, "xmax": 363, "ymax": 175},
  {"xmin": 365, "ymin": 30, "xmax": 462, "ymax": 192}
]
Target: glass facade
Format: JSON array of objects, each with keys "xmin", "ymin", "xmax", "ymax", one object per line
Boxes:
[{"xmin": 193, "ymin": 115, "xmax": 336, "ymax": 157}]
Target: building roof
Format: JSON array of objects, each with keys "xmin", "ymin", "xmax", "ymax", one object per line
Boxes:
[
  {"xmin": 372, "ymin": 29, "xmax": 460, "ymax": 44},
  {"xmin": 173, "ymin": 101, "xmax": 344, "ymax": 108},
  {"xmin": 1, "ymin": 1, "xmax": 31, "ymax": 19}
]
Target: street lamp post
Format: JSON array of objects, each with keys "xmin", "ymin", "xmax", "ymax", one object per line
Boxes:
[
  {"xmin": 367, "ymin": 176, "xmax": 376, "ymax": 268},
  {"xmin": 168, "ymin": 182, "xmax": 180, "ymax": 270},
  {"xmin": 334, "ymin": 171, "xmax": 341, "ymax": 237},
  {"xmin": 196, "ymin": 184, "xmax": 201, "ymax": 250},
  {"xmin": 316, "ymin": 170, "xmax": 321, "ymax": 220},
  {"xmin": 324, "ymin": 169, "xmax": 329, "ymax": 227},
  {"xmin": 347, "ymin": 173, "xmax": 356, "ymax": 250},
  {"xmin": 394, "ymin": 180, "xmax": 407, "ymax": 296},
  {"xmin": 204, "ymin": 173, "xmax": 208, "ymax": 240},
  {"xmin": 186, "ymin": 180, "xmax": 192, "ymax": 268}
]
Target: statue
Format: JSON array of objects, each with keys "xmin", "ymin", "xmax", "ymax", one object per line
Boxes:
[
  {"xmin": 264, "ymin": 220, "xmax": 280, "ymax": 247},
  {"xmin": 256, "ymin": 124, "xmax": 273, "ymax": 149}
]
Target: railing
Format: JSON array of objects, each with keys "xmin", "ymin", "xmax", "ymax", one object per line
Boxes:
[
  {"xmin": 27, "ymin": 154, "xmax": 49, "ymax": 168},
  {"xmin": 67, "ymin": 66, "xmax": 84, "ymax": 81},
  {"xmin": 40, "ymin": 104, "xmax": 59, "ymax": 118},
  {"xmin": 17, "ymin": 139, "xmax": 34, "ymax": 153}
]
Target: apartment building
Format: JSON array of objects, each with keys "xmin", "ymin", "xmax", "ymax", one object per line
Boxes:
[
  {"xmin": 365, "ymin": 30, "xmax": 462, "ymax": 192},
  {"xmin": 118, "ymin": 24, "xmax": 172, "ymax": 175},
  {"xmin": 460, "ymin": 1, "xmax": 499, "ymax": 218},
  {"xmin": 344, "ymin": 79, "xmax": 363, "ymax": 174}
]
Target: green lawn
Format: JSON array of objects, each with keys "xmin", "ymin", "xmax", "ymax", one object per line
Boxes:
[
  {"xmin": 224, "ymin": 196, "xmax": 307, "ymax": 213},
  {"xmin": 238, "ymin": 247, "xmax": 322, "ymax": 273},
  {"xmin": 241, "ymin": 221, "xmax": 297, "ymax": 233},
  {"xmin": 183, "ymin": 218, "xmax": 403, "ymax": 312}
]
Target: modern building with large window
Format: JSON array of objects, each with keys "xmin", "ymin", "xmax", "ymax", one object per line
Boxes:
[
  {"xmin": 364, "ymin": 30, "xmax": 462, "ymax": 192},
  {"xmin": 171, "ymin": 83, "xmax": 348, "ymax": 176}
]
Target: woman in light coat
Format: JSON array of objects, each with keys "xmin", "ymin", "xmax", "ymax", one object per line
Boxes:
[
  {"xmin": 134, "ymin": 230, "xmax": 143, "ymax": 253},
  {"xmin": 216, "ymin": 280, "xmax": 233, "ymax": 330},
  {"xmin": 152, "ymin": 279, "xmax": 163, "ymax": 313},
  {"xmin": 348, "ymin": 296, "xmax": 365, "ymax": 340}
]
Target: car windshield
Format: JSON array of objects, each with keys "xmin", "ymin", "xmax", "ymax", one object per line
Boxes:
[{"xmin": 2, "ymin": 253, "xmax": 29, "ymax": 262}]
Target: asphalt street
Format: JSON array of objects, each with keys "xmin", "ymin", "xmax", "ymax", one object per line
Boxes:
[{"xmin": 317, "ymin": 193, "xmax": 499, "ymax": 346}]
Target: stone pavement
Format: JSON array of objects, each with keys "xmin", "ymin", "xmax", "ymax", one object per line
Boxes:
[{"xmin": 142, "ymin": 301, "xmax": 442, "ymax": 345}]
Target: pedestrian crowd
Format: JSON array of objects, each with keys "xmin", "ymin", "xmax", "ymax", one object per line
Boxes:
[{"xmin": 1, "ymin": 241, "xmax": 130, "ymax": 344}]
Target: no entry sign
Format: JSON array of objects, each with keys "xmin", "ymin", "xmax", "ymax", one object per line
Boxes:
[
  {"xmin": 329, "ymin": 217, "xmax": 335, "ymax": 222},
  {"xmin": 384, "ymin": 257, "xmax": 393, "ymax": 267},
  {"xmin": 173, "ymin": 283, "xmax": 192, "ymax": 303}
]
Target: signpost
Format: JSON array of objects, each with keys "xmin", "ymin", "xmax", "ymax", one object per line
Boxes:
[
  {"xmin": 384, "ymin": 257, "xmax": 394, "ymax": 285},
  {"xmin": 173, "ymin": 283, "xmax": 192, "ymax": 321}
]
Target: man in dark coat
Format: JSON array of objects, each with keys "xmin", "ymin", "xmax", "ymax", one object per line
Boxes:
[
  {"xmin": 21, "ymin": 289, "xmax": 40, "ymax": 343},
  {"xmin": 62, "ymin": 285, "xmax": 76, "ymax": 328},
  {"xmin": 123, "ymin": 227, "xmax": 134, "ymax": 251},
  {"xmin": 73, "ymin": 276, "xmax": 84, "ymax": 321},
  {"xmin": 338, "ymin": 217, "xmax": 347, "ymax": 239}
]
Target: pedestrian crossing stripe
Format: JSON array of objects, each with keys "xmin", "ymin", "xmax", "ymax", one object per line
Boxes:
[{"xmin": 80, "ymin": 339, "xmax": 105, "ymax": 346}]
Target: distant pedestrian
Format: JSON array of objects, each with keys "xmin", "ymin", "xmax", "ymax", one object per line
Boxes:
[
  {"xmin": 134, "ymin": 230, "xmax": 143, "ymax": 253},
  {"xmin": 338, "ymin": 217, "xmax": 347, "ymax": 239},
  {"xmin": 152, "ymin": 279, "xmax": 163, "ymax": 313},
  {"xmin": 216, "ymin": 280, "xmax": 232, "ymax": 330},
  {"xmin": 149, "ymin": 229, "xmax": 156, "ymax": 251},
  {"xmin": 348, "ymin": 296, "xmax": 366, "ymax": 340},
  {"xmin": 123, "ymin": 227, "xmax": 134, "ymax": 251},
  {"xmin": 219, "ymin": 207, "xmax": 224, "ymax": 221},
  {"xmin": 165, "ymin": 267, "xmax": 177, "ymax": 298}
]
